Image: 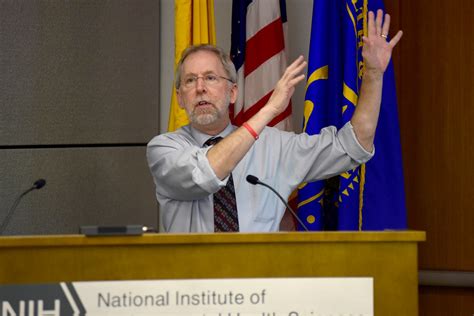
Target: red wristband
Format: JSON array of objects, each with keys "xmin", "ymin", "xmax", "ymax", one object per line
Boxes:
[{"xmin": 242, "ymin": 122, "xmax": 259, "ymax": 140}]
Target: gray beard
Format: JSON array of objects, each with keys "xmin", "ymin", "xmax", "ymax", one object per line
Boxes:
[
  {"xmin": 188, "ymin": 94, "xmax": 230, "ymax": 126},
  {"xmin": 190, "ymin": 109, "xmax": 219, "ymax": 125}
]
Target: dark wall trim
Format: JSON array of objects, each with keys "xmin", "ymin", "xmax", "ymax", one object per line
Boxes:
[{"xmin": 419, "ymin": 270, "xmax": 474, "ymax": 288}]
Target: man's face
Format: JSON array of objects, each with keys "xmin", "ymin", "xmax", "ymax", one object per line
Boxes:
[{"xmin": 176, "ymin": 50, "xmax": 237, "ymax": 129}]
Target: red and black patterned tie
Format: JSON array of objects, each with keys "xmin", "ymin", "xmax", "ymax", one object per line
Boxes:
[{"xmin": 204, "ymin": 137, "xmax": 239, "ymax": 232}]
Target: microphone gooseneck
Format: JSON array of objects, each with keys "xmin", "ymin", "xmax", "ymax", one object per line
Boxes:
[
  {"xmin": 246, "ymin": 175, "xmax": 309, "ymax": 231},
  {"xmin": 0, "ymin": 179, "xmax": 47, "ymax": 235}
]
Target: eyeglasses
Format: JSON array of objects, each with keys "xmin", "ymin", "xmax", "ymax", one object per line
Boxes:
[{"xmin": 181, "ymin": 74, "xmax": 234, "ymax": 89}]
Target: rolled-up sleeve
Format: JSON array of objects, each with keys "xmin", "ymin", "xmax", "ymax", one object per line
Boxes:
[
  {"xmin": 273, "ymin": 122, "xmax": 374, "ymax": 186},
  {"xmin": 337, "ymin": 121, "xmax": 374, "ymax": 164},
  {"xmin": 147, "ymin": 134, "xmax": 226, "ymax": 201}
]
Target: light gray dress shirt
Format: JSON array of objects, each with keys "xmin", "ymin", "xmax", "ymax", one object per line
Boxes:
[{"xmin": 147, "ymin": 122, "xmax": 373, "ymax": 233}]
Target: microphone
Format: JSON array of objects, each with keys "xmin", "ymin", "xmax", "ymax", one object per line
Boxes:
[
  {"xmin": 246, "ymin": 175, "xmax": 309, "ymax": 231},
  {"xmin": 0, "ymin": 179, "xmax": 47, "ymax": 235}
]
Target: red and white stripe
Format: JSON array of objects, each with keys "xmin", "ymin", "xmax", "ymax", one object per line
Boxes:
[{"xmin": 234, "ymin": 0, "xmax": 292, "ymax": 131}]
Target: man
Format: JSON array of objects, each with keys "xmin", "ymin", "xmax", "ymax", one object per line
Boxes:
[{"xmin": 147, "ymin": 10, "xmax": 402, "ymax": 233}]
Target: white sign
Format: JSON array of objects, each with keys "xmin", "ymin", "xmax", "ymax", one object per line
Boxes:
[{"xmin": 70, "ymin": 277, "xmax": 373, "ymax": 315}]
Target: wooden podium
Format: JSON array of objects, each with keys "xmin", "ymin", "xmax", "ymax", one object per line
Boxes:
[{"xmin": 0, "ymin": 231, "xmax": 425, "ymax": 315}]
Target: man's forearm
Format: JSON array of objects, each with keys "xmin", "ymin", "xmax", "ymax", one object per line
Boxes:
[
  {"xmin": 206, "ymin": 106, "xmax": 276, "ymax": 180},
  {"xmin": 206, "ymin": 56, "xmax": 307, "ymax": 180},
  {"xmin": 350, "ymin": 69, "xmax": 384, "ymax": 152},
  {"xmin": 350, "ymin": 9, "xmax": 403, "ymax": 152}
]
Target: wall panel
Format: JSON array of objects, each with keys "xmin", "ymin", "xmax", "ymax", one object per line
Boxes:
[
  {"xmin": 0, "ymin": 0, "xmax": 160, "ymax": 235},
  {"xmin": 419, "ymin": 286, "xmax": 474, "ymax": 315},
  {"xmin": 0, "ymin": 0, "xmax": 159, "ymax": 145},
  {"xmin": 396, "ymin": 0, "xmax": 474, "ymax": 271},
  {"xmin": 0, "ymin": 147, "xmax": 157, "ymax": 235},
  {"xmin": 384, "ymin": 0, "xmax": 474, "ymax": 314}
]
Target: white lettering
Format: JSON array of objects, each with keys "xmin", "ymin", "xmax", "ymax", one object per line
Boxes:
[
  {"xmin": 1, "ymin": 300, "xmax": 36, "ymax": 316},
  {"xmin": 28, "ymin": 300, "xmax": 34, "ymax": 316},
  {"xmin": 2, "ymin": 302, "xmax": 17, "ymax": 316},
  {"xmin": 37, "ymin": 300, "xmax": 60, "ymax": 316}
]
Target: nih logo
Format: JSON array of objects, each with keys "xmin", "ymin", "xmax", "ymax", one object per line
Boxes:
[{"xmin": 0, "ymin": 283, "xmax": 85, "ymax": 316}]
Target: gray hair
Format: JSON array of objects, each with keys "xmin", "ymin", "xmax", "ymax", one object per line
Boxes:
[{"xmin": 175, "ymin": 44, "xmax": 237, "ymax": 89}]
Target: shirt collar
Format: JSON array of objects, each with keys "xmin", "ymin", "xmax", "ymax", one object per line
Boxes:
[{"xmin": 190, "ymin": 123, "xmax": 235, "ymax": 147}]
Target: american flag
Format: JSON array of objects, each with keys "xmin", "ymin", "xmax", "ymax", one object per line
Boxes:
[{"xmin": 230, "ymin": 0, "xmax": 292, "ymax": 130}]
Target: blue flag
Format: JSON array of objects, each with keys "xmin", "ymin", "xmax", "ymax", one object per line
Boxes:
[{"xmin": 298, "ymin": 0, "xmax": 407, "ymax": 230}]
